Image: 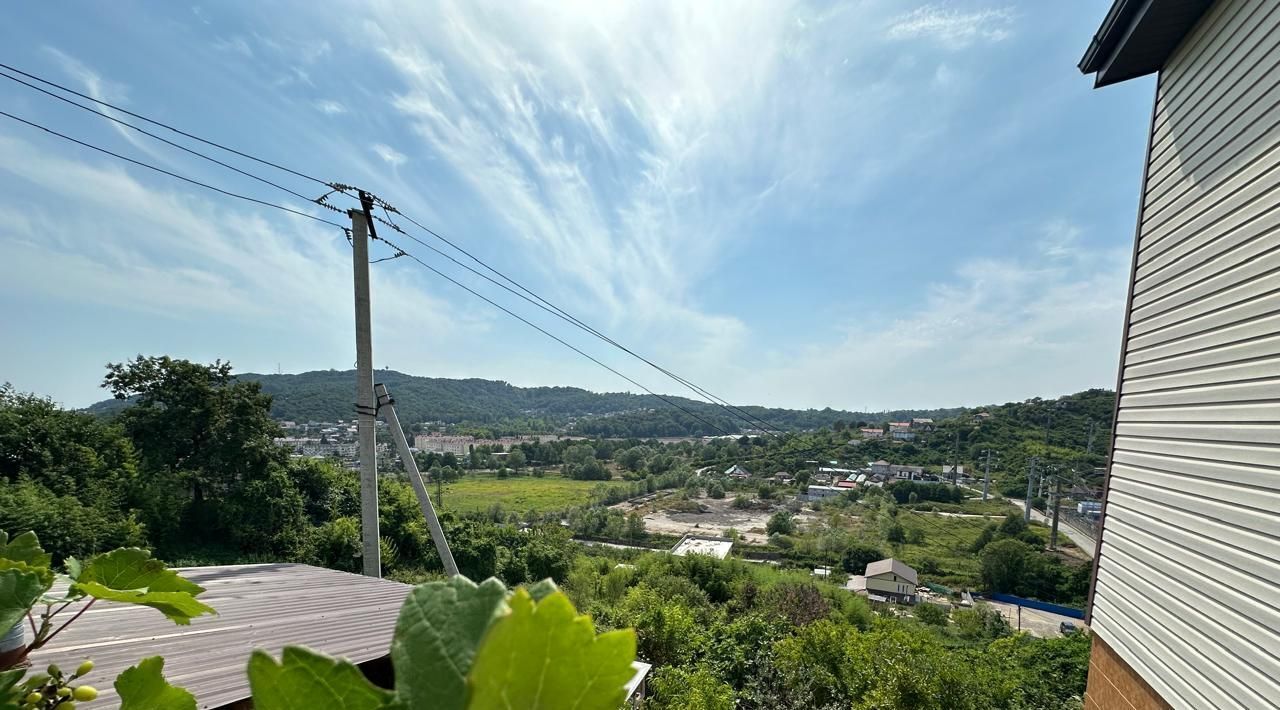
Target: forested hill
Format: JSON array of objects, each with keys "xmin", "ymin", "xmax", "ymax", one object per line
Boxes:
[{"xmin": 84, "ymin": 368, "xmax": 963, "ymax": 436}]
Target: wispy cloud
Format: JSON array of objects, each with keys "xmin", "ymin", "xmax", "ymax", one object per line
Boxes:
[
  {"xmin": 365, "ymin": 1, "xmax": 919, "ymax": 368},
  {"xmin": 41, "ymin": 47, "xmax": 164, "ymax": 158},
  {"xmin": 313, "ymin": 99, "xmax": 347, "ymax": 115},
  {"xmin": 887, "ymin": 5, "xmax": 1014, "ymax": 48},
  {"xmin": 750, "ymin": 221, "xmax": 1128, "ymax": 408},
  {"xmin": 373, "ymin": 143, "xmax": 407, "ymax": 168},
  {"xmin": 211, "ymin": 35, "xmax": 253, "ymax": 58}
]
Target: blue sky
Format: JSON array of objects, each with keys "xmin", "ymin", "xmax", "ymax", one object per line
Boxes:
[{"xmin": 0, "ymin": 1, "xmax": 1153, "ymax": 411}]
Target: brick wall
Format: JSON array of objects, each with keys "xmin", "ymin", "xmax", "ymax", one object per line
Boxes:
[{"xmin": 1085, "ymin": 635, "xmax": 1171, "ymax": 710}]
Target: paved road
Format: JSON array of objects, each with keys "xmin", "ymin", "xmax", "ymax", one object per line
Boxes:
[
  {"xmin": 1006, "ymin": 498, "xmax": 1097, "ymax": 558},
  {"xmin": 983, "ymin": 599, "xmax": 1089, "ymax": 638}
]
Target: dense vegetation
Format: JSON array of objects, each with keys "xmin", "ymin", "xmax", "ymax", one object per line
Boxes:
[
  {"xmin": 84, "ymin": 368, "xmax": 966, "ymax": 437},
  {"xmin": 5, "ymin": 357, "xmax": 1098, "ymax": 708}
]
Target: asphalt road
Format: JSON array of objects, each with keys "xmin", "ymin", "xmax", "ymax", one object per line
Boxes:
[
  {"xmin": 983, "ymin": 598, "xmax": 1089, "ymax": 638},
  {"xmin": 1002, "ymin": 498, "xmax": 1097, "ymax": 558}
]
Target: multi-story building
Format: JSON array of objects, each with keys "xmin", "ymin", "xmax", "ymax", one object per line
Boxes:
[
  {"xmin": 1080, "ymin": 0, "xmax": 1280, "ymax": 707},
  {"xmin": 859, "ymin": 427, "xmax": 885, "ymax": 439},
  {"xmin": 888, "ymin": 422, "xmax": 914, "ymax": 441},
  {"xmin": 413, "ymin": 434, "xmax": 473, "ymax": 456}
]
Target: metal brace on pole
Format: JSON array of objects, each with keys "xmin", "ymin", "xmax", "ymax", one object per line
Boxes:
[{"xmin": 375, "ymin": 383, "xmax": 458, "ymax": 576}]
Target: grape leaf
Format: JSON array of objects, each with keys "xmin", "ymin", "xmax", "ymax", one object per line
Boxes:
[
  {"xmin": 73, "ymin": 581, "xmax": 215, "ymax": 625},
  {"xmin": 0, "ymin": 532, "xmax": 51, "ymax": 570},
  {"xmin": 249, "ymin": 647, "xmax": 398, "ymax": 710},
  {"xmin": 467, "ymin": 589, "xmax": 636, "ymax": 710},
  {"xmin": 64, "ymin": 556, "xmax": 82, "ymax": 582},
  {"xmin": 0, "ymin": 559, "xmax": 52, "ymax": 591},
  {"xmin": 390, "ymin": 576, "xmax": 507, "ymax": 710},
  {"xmin": 76, "ymin": 548, "xmax": 204, "ymax": 595},
  {"xmin": 0, "ymin": 567, "xmax": 48, "ymax": 639},
  {"xmin": 116, "ymin": 656, "xmax": 196, "ymax": 710},
  {"xmin": 71, "ymin": 548, "xmax": 213, "ymax": 624},
  {"xmin": 525, "ymin": 578, "xmax": 558, "ymax": 602}
]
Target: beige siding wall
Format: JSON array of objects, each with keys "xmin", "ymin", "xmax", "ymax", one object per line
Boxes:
[{"xmin": 1094, "ymin": 0, "xmax": 1280, "ymax": 708}]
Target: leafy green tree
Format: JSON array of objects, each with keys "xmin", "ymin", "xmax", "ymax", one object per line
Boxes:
[
  {"xmin": 914, "ymin": 603, "xmax": 948, "ymax": 626},
  {"xmin": 650, "ymin": 667, "xmax": 734, "ymax": 710},
  {"xmin": 707, "ymin": 481, "xmax": 725, "ymax": 499},
  {"xmin": 997, "ymin": 513, "xmax": 1028, "ymax": 537},
  {"xmin": 766, "ymin": 511, "xmax": 795, "ymax": 536},
  {"xmin": 979, "ymin": 539, "xmax": 1034, "ymax": 593},
  {"xmin": 506, "ymin": 449, "xmax": 526, "ymax": 470},
  {"xmin": 840, "ymin": 542, "xmax": 884, "ymax": 574}
]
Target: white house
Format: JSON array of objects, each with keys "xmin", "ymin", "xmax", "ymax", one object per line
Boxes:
[{"xmin": 846, "ymin": 558, "xmax": 918, "ymax": 604}]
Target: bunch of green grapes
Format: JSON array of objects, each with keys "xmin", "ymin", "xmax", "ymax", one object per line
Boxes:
[{"xmin": 19, "ymin": 661, "xmax": 99, "ymax": 709}]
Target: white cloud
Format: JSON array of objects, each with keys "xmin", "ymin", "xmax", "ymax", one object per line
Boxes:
[
  {"xmin": 0, "ymin": 134, "xmax": 474, "ymax": 360},
  {"xmin": 363, "ymin": 0, "xmax": 926, "ymax": 374},
  {"xmin": 887, "ymin": 5, "xmax": 1014, "ymax": 48},
  {"xmin": 373, "ymin": 143, "xmax": 407, "ymax": 167},
  {"xmin": 314, "ymin": 99, "xmax": 347, "ymax": 115},
  {"xmin": 747, "ymin": 222, "xmax": 1128, "ymax": 409}
]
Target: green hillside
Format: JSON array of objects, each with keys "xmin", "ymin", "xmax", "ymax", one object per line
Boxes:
[{"xmin": 84, "ymin": 368, "xmax": 966, "ymax": 437}]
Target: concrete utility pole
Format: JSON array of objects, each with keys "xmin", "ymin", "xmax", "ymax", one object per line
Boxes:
[
  {"xmin": 982, "ymin": 449, "xmax": 994, "ymax": 501},
  {"xmin": 1050, "ymin": 477, "xmax": 1063, "ymax": 550},
  {"xmin": 1025, "ymin": 456, "xmax": 1038, "ymax": 522},
  {"xmin": 951, "ymin": 429, "xmax": 961, "ymax": 484},
  {"xmin": 376, "ymin": 383, "xmax": 458, "ymax": 576},
  {"xmin": 351, "ymin": 197, "xmax": 380, "ymax": 578}
]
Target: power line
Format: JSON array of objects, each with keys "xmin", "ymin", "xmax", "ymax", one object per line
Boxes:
[
  {"xmin": 0, "ymin": 69, "xmax": 329, "ymax": 207},
  {"xmin": 370, "ymin": 199, "xmax": 790, "ymax": 438},
  {"xmin": 372, "ymin": 232, "xmax": 738, "ymax": 438},
  {"xmin": 0, "ymin": 61, "xmax": 339, "ymax": 192},
  {"xmin": 3, "ymin": 57, "xmax": 788, "ymax": 439},
  {"xmin": 0, "ymin": 109, "xmax": 346, "ymax": 229}
]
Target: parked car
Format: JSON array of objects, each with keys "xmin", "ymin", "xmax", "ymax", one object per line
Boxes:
[{"xmin": 1059, "ymin": 621, "xmax": 1079, "ymax": 635}]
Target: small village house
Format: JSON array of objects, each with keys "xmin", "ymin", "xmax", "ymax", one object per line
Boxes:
[{"xmin": 846, "ymin": 558, "xmax": 918, "ymax": 604}]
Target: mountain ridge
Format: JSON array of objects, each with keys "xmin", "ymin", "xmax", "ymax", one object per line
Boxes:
[{"xmin": 83, "ymin": 368, "xmax": 969, "ymax": 436}]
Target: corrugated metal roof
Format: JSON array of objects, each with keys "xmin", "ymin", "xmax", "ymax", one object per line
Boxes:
[{"xmin": 28, "ymin": 563, "xmax": 411, "ymax": 709}]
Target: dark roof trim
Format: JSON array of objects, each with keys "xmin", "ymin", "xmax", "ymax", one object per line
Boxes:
[{"xmin": 1079, "ymin": 0, "xmax": 1215, "ymax": 88}]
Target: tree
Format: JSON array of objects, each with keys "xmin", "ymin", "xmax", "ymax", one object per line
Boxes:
[
  {"xmin": 766, "ymin": 511, "xmax": 795, "ymax": 536},
  {"xmin": 882, "ymin": 519, "xmax": 906, "ymax": 544},
  {"xmin": 617, "ymin": 447, "xmax": 648, "ymax": 472},
  {"xmin": 563, "ymin": 444, "xmax": 597, "ymax": 466},
  {"xmin": 841, "ymin": 542, "xmax": 884, "ymax": 574},
  {"xmin": 707, "ymin": 482, "xmax": 726, "ymax": 499},
  {"xmin": 979, "ymin": 539, "xmax": 1034, "ymax": 593},
  {"xmin": 997, "ymin": 513, "xmax": 1028, "ymax": 537},
  {"xmin": 650, "ymin": 667, "xmax": 734, "ymax": 710},
  {"xmin": 507, "ymin": 449, "xmax": 526, "ymax": 470},
  {"xmin": 101, "ymin": 356, "xmax": 294, "ymax": 551},
  {"xmin": 625, "ymin": 512, "xmax": 646, "ymax": 541},
  {"xmin": 914, "ymin": 603, "xmax": 948, "ymax": 626}
]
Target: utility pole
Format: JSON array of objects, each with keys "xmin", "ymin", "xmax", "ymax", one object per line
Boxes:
[
  {"xmin": 351, "ymin": 195, "xmax": 380, "ymax": 578},
  {"xmin": 376, "ymin": 383, "xmax": 458, "ymax": 575},
  {"xmin": 1050, "ymin": 476, "xmax": 1063, "ymax": 550},
  {"xmin": 951, "ymin": 429, "xmax": 961, "ymax": 484},
  {"xmin": 982, "ymin": 449, "xmax": 994, "ymax": 501},
  {"xmin": 1025, "ymin": 456, "xmax": 1037, "ymax": 522}
]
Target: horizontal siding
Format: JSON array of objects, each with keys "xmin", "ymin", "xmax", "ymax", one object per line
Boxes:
[{"xmin": 1095, "ymin": 0, "xmax": 1280, "ymax": 708}]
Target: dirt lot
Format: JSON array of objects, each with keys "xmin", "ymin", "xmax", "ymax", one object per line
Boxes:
[{"xmin": 613, "ymin": 494, "xmax": 816, "ymax": 546}]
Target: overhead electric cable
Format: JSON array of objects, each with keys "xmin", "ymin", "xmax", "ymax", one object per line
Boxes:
[{"xmin": 0, "ymin": 109, "xmax": 346, "ymax": 229}]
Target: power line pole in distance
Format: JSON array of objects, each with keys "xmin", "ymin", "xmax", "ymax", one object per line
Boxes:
[
  {"xmin": 982, "ymin": 449, "xmax": 994, "ymax": 501},
  {"xmin": 1024, "ymin": 456, "xmax": 1037, "ymax": 523},
  {"xmin": 351, "ymin": 196, "xmax": 380, "ymax": 578},
  {"xmin": 1050, "ymin": 476, "xmax": 1063, "ymax": 550}
]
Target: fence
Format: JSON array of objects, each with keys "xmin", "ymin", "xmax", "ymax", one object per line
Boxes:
[{"xmin": 988, "ymin": 593, "xmax": 1085, "ymax": 620}]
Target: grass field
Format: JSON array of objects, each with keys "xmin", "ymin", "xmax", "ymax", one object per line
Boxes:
[{"xmin": 436, "ymin": 475, "xmax": 623, "ymax": 514}]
